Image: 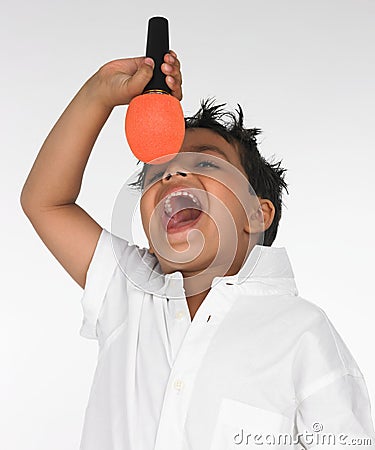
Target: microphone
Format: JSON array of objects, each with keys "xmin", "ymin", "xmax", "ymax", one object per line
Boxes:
[{"xmin": 125, "ymin": 17, "xmax": 185, "ymax": 164}]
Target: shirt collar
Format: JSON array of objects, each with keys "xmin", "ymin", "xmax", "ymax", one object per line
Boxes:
[
  {"xmin": 235, "ymin": 244, "xmax": 295, "ymax": 281},
  {"xmin": 221, "ymin": 245, "xmax": 299, "ymax": 296},
  {"xmin": 130, "ymin": 245, "xmax": 297, "ymax": 298}
]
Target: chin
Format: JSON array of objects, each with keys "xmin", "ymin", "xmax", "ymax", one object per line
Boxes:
[{"xmin": 155, "ymin": 249, "xmax": 218, "ymax": 274}]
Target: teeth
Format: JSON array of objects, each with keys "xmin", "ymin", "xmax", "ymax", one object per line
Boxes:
[{"xmin": 163, "ymin": 190, "xmax": 200, "ymax": 216}]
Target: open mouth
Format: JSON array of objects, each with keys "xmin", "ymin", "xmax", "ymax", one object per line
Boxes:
[{"xmin": 161, "ymin": 189, "xmax": 203, "ymax": 233}]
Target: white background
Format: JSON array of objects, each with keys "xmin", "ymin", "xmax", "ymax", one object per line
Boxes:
[{"xmin": 1, "ymin": 0, "xmax": 374, "ymax": 448}]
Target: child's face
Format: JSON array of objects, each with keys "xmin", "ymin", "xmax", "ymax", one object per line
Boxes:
[{"xmin": 139, "ymin": 128, "xmax": 264, "ymax": 276}]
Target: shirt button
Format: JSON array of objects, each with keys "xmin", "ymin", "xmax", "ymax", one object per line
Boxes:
[
  {"xmin": 175, "ymin": 311, "xmax": 185, "ymax": 320},
  {"xmin": 174, "ymin": 379, "xmax": 184, "ymax": 391}
]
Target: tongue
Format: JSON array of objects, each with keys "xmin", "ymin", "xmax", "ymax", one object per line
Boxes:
[
  {"xmin": 168, "ymin": 208, "xmax": 201, "ymax": 230},
  {"xmin": 166, "ymin": 195, "xmax": 202, "ymax": 230}
]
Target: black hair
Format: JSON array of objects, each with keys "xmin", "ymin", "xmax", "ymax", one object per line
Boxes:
[{"xmin": 129, "ymin": 98, "xmax": 288, "ymax": 246}]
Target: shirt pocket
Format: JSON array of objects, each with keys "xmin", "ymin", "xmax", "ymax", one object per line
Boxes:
[{"xmin": 209, "ymin": 398, "xmax": 293, "ymax": 450}]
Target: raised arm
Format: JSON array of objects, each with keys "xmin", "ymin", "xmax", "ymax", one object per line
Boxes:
[{"xmin": 20, "ymin": 52, "xmax": 182, "ymax": 289}]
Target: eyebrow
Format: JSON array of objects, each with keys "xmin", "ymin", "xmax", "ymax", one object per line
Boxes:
[{"xmin": 189, "ymin": 145, "xmax": 231, "ymax": 162}]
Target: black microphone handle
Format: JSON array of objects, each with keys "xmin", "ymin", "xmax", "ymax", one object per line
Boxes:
[{"xmin": 144, "ymin": 16, "xmax": 171, "ymax": 94}]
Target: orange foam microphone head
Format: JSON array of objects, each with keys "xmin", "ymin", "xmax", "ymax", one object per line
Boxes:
[{"xmin": 125, "ymin": 17, "xmax": 185, "ymax": 164}]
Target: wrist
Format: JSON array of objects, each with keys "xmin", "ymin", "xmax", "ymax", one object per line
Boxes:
[{"xmin": 81, "ymin": 72, "xmax": 116, "ymax": 113}]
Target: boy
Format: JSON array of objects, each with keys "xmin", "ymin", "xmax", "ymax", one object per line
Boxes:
[{"xmin": 21, "ymin": 53, "xmax": 374, "ymax": 449}]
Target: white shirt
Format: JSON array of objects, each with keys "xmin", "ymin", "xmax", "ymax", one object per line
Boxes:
[{"xmin": 79, "ymin": 228, "xmax": 375, "ymax": 450}]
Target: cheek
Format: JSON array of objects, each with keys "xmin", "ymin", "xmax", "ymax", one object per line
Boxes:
[
  {"xmin": 139, "ymin": 196, "xmax": 153, "ymax": 234},
  {"xmin": 210, "ymin": 185, "xmax": 243, "ymax": 219}
]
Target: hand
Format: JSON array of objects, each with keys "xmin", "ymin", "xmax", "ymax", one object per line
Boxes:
[{"xmin": 89, "ymin": 50, "xmax": 183, "ymax": 109}]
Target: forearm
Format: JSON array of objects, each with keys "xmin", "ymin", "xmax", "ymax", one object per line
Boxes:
[{"xmin": 21, "ymin": 76, "xmax": 112, "ymax": 210}]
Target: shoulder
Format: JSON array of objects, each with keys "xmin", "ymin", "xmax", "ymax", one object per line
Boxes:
[
  {"xmin": 80, "ymin": 228, "xmax": 158, "ymax": 340},
  {"xmin": 289, "ymin": 296, "xmax": 363, "ymax": 400},
  {"xmin": 256, "ymin": 292, "xmax": 363, "ymax": 384},
  {"xmin": 95, "ymin": 228, "xmax": 157, "ymax": 273},
  {"xmin": 272, "ymin": 293, "xmax": 347, "ymax": 346},
  {"xmin": 293, "ymin": 297, "xmax": 355, "ymax": 361}
]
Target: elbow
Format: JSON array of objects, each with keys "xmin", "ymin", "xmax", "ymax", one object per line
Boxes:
[
  {"xmin": 20, "ymin": 185, "xmax": 37, "ymax": 216},
  {"xmin": 20, "ymin": 186, "xmax": 29, "ymax": 214}
]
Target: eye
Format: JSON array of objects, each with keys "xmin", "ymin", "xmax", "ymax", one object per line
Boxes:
[
  {"xmin": 144, "ymin": 168, "xmax": 167, "ymax": 186},
  {"xmin": 196, "ymin": 159, "xmax": 220, "ymax": 169},
  {"xmin": 148, "ymin": 171, "xmax": 164, "ymax": 183}
]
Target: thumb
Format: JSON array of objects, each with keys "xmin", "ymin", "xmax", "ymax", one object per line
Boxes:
[{"xmin": 126, "ymin": 57, "xmax": 154, "ymax": 98}]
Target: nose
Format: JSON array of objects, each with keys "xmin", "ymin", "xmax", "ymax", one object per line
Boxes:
[
  {"xmin": 164, "ymin": 170, "xmax": 187, "ymax": 181},
  {"xmin": 162, "ymin": 156, "xmax": 189, "ymax": 181}
]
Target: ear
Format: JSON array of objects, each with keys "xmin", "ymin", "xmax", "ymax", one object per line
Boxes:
[{"xmin": 244, "ymin": 198, "xmax": 276, "ymax": 234}]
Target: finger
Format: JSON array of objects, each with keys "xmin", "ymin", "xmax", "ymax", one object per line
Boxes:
[
  {"xmin": 125, "ymin": 57, "xmax": 155, "ymax": 98},
  {"xmin": 161, "ymin": 54, "xmax": 182, "ymax": 84},
  {"xmin": 165, "ymin": 74, "xmax": 183, "ymax": 101},
  {"xmin": 164, "ymin": 51, "xmax": 181, "ymax": 70},
  {"xmin": 163, "ymin": 59, "xmax": 183, "ymax": 100},
  {"xmin": 162, "ymin": 60, "xmax": 182, "ymax": 80},
  {"xmin": 99, "ymin": 56, "xmax": 146, "ymax": 78},
  {"xmin": 162, "ymin": 52, "xmax": 183, "ymax": 100}
]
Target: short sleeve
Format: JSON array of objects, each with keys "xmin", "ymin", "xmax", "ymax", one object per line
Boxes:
[
  {"xmin": 79, "ymin": 228, "xmax": 129, "ymax": 340},
  {"xmin": 292, "ymin": 306, "xmax": 375, "ymax": 447},
  {"xmin": 295, "ymin": 373, "xmax": 375, "ymax": 448}
]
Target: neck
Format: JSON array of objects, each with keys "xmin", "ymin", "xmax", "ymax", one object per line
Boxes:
[
  {"xmin": 186, "ymin": 288, "xmax": 211, "ymax": 321},
  {"xmin": 158, "ymin": 238, "xmax": 258, "ymax": 319},
  {"xmin": 182, "ymin": 260, "xmax": 241, "ymax": 321}
]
